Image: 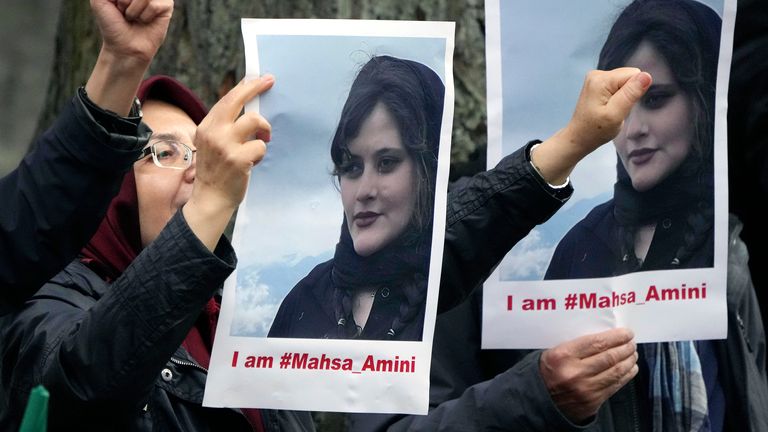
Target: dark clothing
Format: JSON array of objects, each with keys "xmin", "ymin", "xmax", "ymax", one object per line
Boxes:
[
  {"xmin": 355, "ymin": 217, "xmax": 767, "ymax": 431},
  {"xmin": 543, "ymin": 200, "xmax": 766, "ymax": 431},
  {"xmin": 544, "ymin": 200, "xmax": 712, "ymax": 279},
  {"xmin": 0, "ymin": 92, "xmax": 148, "ymax": 306},
  {"xmin": 269, "ymin": 260, "xmax": 426, "ymax": 340},
  {"xmin": 0, "ymin": 211, "xmax": 313, "ymax": 431},
  {"xmin": 349, "ymin": 142, "xmax": 577, "ymax": 430}
]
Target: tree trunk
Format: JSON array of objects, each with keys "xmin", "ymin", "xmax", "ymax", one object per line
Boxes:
[{"xmin": 35, "ymin": 0, "xmax": 487, "ymax": 175}]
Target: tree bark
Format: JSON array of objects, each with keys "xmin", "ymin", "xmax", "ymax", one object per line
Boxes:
[{"xmin": 35, "ymin": 0, "xmax": 487, "ymax": 174}]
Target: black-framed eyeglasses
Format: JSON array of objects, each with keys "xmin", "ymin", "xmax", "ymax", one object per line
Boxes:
[{"xmin": 139, "ymin": 139, "xmax": 196, "ymax": 170}]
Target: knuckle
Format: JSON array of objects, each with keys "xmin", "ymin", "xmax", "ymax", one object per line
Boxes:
[{"xmin": 590, "ymin": 337, "xmax": 608, "ymax": 353}]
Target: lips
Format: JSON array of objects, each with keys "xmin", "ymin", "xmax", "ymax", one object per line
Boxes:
[
  {"xmin": 354, "ymin": 211, "xmax": 380, "ymax": 228},
  {"xmin": 627, "ymin": 148, "xmax": 657, "ymax": 165}
]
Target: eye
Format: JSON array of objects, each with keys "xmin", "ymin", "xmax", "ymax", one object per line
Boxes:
[
  {"xmin": 642, "ymin": 90, "xmax": 673, "ymax": 110},
  {"xmin": 377, "ymin": 156, "xmax": 402, "ymax": 174},
  {"xmin": 153, "ymin": 142, "xmax": 180, "ymax": 161},
  {"xmin": 338, "ymin": 161, "xmax": 363, "ymax": 179}
]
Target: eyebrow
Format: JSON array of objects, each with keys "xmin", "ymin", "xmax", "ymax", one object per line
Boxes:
[
  {"xmin": 345, "ymin": 147, "xmax": 406, "ymax": 159},
  {"xmin": 647, "ymin": 83, "xmax": 678, "ymax": 92},
  {"xmin": 374, "ymin": 148, "xmax": 406, "ymax": 157},
  {"xmin": 151, "ymin": 132, "xmax": 185, "ymax": 142}
]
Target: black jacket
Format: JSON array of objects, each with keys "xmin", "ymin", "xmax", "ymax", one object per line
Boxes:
[
  {"xmin": 350, "ymin": 142, "xmax": 577, "ymax": 431},
  {"xmin": 0, "ymin": 211, "xmax": 314, "ymax": 431},
  {"xmin": 362, "ymin": 214, "xmax": 768, "ymax": 431},
  {"xmin": 0, "ymin": 92, "xmax": 148, "ymax": 307}
]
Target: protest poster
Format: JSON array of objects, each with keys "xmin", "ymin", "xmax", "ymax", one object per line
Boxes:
[
  {"xmin": 483, "ymin": 0, "xmax": 735, "ymax": 348},
  {"xmin": 203, "ymin": 19, "xmax": 455, "ymax": 413}
]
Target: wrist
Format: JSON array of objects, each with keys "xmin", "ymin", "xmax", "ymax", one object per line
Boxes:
[
  {"xmin": 533, "ymin": 129, "xmax": 582, "ymax": 185},
  {"xmin": 84, "ymin": 47, "xmax": 150, "ymax": 116},
  {"xmin": 183, "ymin": 193, "xmax": 238, "ymax": 252}
]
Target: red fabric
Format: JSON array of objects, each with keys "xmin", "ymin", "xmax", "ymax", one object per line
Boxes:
[
  {"xmin": 79, "ymin": 76, "xmax": 264, "ymax": 432},
  {"xmin": 80, "ymin": 171, "xmax": 141, "ymax": 281}
]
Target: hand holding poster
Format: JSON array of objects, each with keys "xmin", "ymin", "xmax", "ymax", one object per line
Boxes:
[
  {"xmin": 204, "ymin": 19, "xmax": 455, "ymax": 413},
  {"xmin": 484, "ymin": 0, "xmax": 735, "ymax": 348}
]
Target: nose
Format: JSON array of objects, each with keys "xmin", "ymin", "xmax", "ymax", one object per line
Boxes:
[
  {"xmin": 623, "ymin": 106, "xmax": 649, "ymax": 141},
  {"xmin": 355, "ymin": 169, "xmax": 377, "ymax": 203}
]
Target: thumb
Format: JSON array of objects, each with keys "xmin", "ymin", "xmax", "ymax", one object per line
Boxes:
[{"xmin": 607, "ymin": 71, "xmax": 652, "ymax": 117}]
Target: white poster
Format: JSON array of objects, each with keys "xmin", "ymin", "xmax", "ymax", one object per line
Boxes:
[
  {"xmin": 204, "ymin": 19, "xmax": 455, "ymax": 413},
  {"xmin": 483, "ymin": 0, "xmax": 734, "ymax": 348}
]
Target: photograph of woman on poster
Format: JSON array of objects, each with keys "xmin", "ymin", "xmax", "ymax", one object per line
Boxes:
[
  {"xmin": 544, "ymin": 0, "xmax": 719, "ymax": 280},
  {"xmin": 268, "ymin": 55, "xmax": 444, "ymax": 341}
]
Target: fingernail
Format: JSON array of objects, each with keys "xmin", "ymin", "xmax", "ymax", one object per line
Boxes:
[
  {"xmin": 261, "ymin": 74, "xmax": 275, "ymax": 85},
  {"xmin": 635, "ymin": 72, "xmax": 652, "ymax": 89}
]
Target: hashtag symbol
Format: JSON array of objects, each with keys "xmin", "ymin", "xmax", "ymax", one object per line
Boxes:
[
  {"xmin": 279, "ymin": 352, "xmax": 292, "ymax": 369},
  {"xmin": 564, "ymin": 293, "xmax": 577, "ymax": 310}
]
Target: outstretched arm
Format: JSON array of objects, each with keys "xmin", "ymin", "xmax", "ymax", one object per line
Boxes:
[
  {"xmin": 0, "ymin": 0, "xmax": 173, "ymax": 305},
  {"xmin": 439, "ymin": 68, "xmax": 652, "ymax": 312},
  {"xmin": 86, "ymin": 0, "xmax": 173, "ymax": 115}
]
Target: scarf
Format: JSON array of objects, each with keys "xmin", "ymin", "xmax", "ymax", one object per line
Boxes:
[
  {"xmin": 331, "ymin": 217, "xmax": 431, "ymax": 339},
  {"xmin": 643, "ymin": 342, "xmax": 711, "ymax": 431}
]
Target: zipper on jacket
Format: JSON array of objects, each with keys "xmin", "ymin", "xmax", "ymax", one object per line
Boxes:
[
  {"xmin": 170, "ymin": 357, "xmax": 208, "ymax": 373},
  {"xmin": 169, "ymin": 357, "xmax": 255, "ymax": 430}
]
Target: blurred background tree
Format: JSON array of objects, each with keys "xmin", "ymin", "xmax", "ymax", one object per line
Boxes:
[
  {"xmin": 7, "ymin": 0, "xmax": 488, "ymax": 180},
  {"xmin": 0, "ymin": 0, "xmax": 60, "ymax": 176}
]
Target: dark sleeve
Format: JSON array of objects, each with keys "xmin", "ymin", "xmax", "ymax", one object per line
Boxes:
[
  {"xmin": 727, "ymin": 215, "xmax": 767, "ymax": 385},
  {"xmin": 369, "ymin": 352, "xmax": 590, "ymax": 432},
  {"xmin": 0, "ymin": 92, "xmax": 150, "ymax": 305},
  {"xmin": 3, "ymin": 211, "xmax": 235, "ymax": 426},
  {"xmin": 349, "ymin": 290, "xmax": 590, "ymax": 432},
  {"xmin": 438, "ymin": 141, "xmax": 573, "ymax": 312}
]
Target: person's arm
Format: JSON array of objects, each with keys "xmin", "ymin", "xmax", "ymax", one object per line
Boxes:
[
  {"xmin": 2, "ymin": 77, "xmax": 274, "ymax": 427},
  {"xmin": 438, "ymin": 68, "xmax": 652, "ymax": 313},
  {"xmin": 352, "ymin": 292, "xmax": 635, "ymax": 432},
  {"xmin": 2, "ymin": 213, "xmax": 235, "ymax": 426},
  {"xmin": 355, "ymin": 68, "xmax": 651, "ymax": 431},
  {"xmin": 0, "ymin": 0, "xmax": 172, "ymax": 305}
]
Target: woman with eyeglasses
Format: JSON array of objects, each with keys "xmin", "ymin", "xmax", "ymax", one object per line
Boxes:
[{"xmin": 0, "ymin": 76, "xmax": 313, "ymax": 431}]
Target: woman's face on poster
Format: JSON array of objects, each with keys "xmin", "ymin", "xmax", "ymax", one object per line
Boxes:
[
  {"xmin": 613, "ymin": 40, "xmax": 695, "ymax": 192},
  {"xmin": 134, "ymin": 100, "xmax": 198, "ymax": 247},
  {"xmin": 339, "ymin": 102, "xmax": 418, "ymax": 257}
]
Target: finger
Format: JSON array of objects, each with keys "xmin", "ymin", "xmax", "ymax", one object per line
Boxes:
[
  {"xmin": 116, "ymin": 0, "xmax": 131, "ymax": 13},
  {"xmin": 581, "ymin": 339, "xmax": 636, "ymax": 375},
  {"xmin": 232, "ymin": 112, "xmax": 272, "ymax": 143},
  {"xmin": 568, "ymin": 328, "xmax": 634, "ymax": 359},
  {"xmin": 124, "ymin": 0, "xmax": 149, "ymax": 21},
  {"xmin": 593, "ymin": 350, "xmax": 638, "ymax": 396},
  {"xmin": 606, "ymin": 70, "xmax": 652, "ymax": 117},
  {"xmin": 237, "ymin": 139, "xmax": 269, "ymax": 167},
  {"xmin": 209, "ymin": 75, "xmax": 275, "ymax": 122},
  {"xmin": 138, "ymin": 0, "xmax": 173, "ymax": 24}
]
